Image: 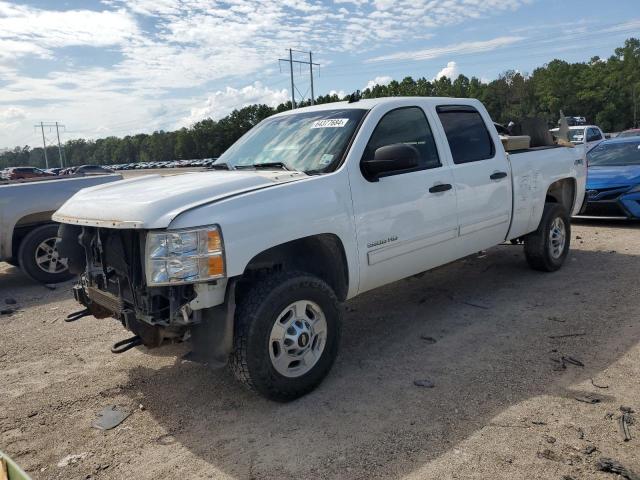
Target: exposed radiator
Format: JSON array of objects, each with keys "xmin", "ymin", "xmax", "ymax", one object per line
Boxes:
[{"xmin": 87, "ymin": 286, "xmax": 125, "ymax": 313}]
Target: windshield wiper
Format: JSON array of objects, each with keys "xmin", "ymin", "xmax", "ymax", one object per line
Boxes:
[
  {"xmin": 236, "ymin": 162, "xmax": 295, "ymax": 171},
  {"xmin": 208, "ymin": 162, "xmax": 234, "ymax": 170}
]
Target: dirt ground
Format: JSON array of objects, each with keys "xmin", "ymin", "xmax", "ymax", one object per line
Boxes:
[{"xmin": 1, "ymin": 219, "xmax": 639, "ymax": 480}]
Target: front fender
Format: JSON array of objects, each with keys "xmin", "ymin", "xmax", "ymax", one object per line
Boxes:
[{"xmin": 168, "ymin": 170, "xmax": 360, "ymax": 299}]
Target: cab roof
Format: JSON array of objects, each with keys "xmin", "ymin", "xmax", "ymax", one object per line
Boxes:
[{"xmin": 270, "ymin": 96, "xmax": 484, "ymax": 118}]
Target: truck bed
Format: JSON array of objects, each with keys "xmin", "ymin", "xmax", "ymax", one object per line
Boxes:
[{"xmin": 507, "ymin": 145, "xmax": 585, "ymax": 240}]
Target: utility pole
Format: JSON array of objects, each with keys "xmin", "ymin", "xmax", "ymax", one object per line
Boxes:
[
  {"xmin": 633, "ymin": 83, "xmax": 638, "ymax": 128},
  {"xmin": 288, "ymin": 49, "xmax": 295, "ymax": 109},
  {"xmin": 278, "ymin": 49, "xmax": 320, "ymax": 110},
  {"xmin": 39, "ymin": 122, "xmax": 48, "ymax": 169},
  {"xmin": 55, "ymin": 121, "xmax": 65, "ymax": 168},
  {"xmin": 309, "ymin": 51, "xmax": 315, "ymax": 106},
  {"xmin": 34, "ymin": 122, "xmax": 66, "ymax": 168}
]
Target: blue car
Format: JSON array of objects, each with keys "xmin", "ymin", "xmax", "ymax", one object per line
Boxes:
[{"xmin": 582, "ymin": 137, "xmax": 640, "ymax": 219}]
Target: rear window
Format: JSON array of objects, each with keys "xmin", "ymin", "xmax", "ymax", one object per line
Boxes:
[{"xmin": 436, "ymin": 106, "xmax": 495, "ymax": 164}]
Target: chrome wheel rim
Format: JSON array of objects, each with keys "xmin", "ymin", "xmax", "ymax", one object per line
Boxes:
[
  {"xmin": 35, "ymin": 237, "xmax": 68, "ymax": 274},
  {"xmin": 269, "ymin": 300, "xmax": 327, "ymax": 378},
  {"xmin": 548, "ymin": 217, "xmax": 566, "ymax": 259}
]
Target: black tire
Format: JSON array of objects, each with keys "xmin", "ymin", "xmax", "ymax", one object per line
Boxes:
[
  {"xmin": 524, "ymin": 203, "xmax": 571, "ymax": 272},
  {"xmin": 229, "ymin": 271, "xmax": 342, "ymax": 402},
  {"xmin": 18, "ymin": 224, "xmax": 74, "ymax": 284}
]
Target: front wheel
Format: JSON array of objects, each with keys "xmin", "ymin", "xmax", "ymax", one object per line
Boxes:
[
  {"xmin": 229, "ymin": 271, "xmax": 342, "ymax": 402},
  {"xmin": 524, "ymin": 203, "xmax": 571, "ymax": 272},
  {"xmin": 18, "ymin": 224, "xmax": 74, "ymax": 284}
]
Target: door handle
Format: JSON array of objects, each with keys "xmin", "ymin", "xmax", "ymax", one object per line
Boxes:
[
  {"xmin": 490, "ymin": 171, "xmax": 508, "ymax": 180},
  {"xmin": 429, "ymin": 183, "xmax": 452, "ymax": 193}
]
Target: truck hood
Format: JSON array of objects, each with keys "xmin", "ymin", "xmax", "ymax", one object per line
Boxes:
[
  {"xmin": 587, "ymin": 165, "xmax": 640, "ymax": 189},
  {"xmin": 53, "ymin": 170, "xmax": 307, "ymax": 229}
]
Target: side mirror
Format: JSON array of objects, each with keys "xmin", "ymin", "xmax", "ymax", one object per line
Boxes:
[{"xmin": 362, "ymin": 143, "xmax": 420, "ymax": 181}]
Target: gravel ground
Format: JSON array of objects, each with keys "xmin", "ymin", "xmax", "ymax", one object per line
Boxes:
[{"xmin": 1, "ymin": 219, "xmax": 639, "ymax": 480}]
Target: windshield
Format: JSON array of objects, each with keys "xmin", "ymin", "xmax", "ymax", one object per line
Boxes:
[
  {"xmin": 568, "ymin": 128, "xmax": 586, "ymax": 143},
  {"xmin": 588, "ymin": 141, "xmax": 640, "ymax": 166},
  {"xmin": 617, "ymin": 130, "xmax": 640, "ymax": 138},
  {"xmin": 215, "ymin": 108, "xmax": 367, "ymax": 173}
]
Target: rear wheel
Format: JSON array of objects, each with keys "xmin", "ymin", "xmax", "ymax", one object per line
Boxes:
[
  {"xmin": 229, "ymin": 271, "xmax": 341, "ymax": 402},
  {"xmin": 524, "ymin": 203, "xmax": 571, "ymax": 272},
  {"xmin": 18, "ymin": 224, "xmax": 73, "ymax": 284}
]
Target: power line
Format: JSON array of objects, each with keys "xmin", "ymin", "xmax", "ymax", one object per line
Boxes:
[{"xmin": 279, "ymin": 49, "xmax": 320, "ymax": 108}]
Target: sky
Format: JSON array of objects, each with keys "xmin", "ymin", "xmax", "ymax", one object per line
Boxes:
[{"xmin": 0, "ymin": 0, "xmax": 639, "ymax": 149}]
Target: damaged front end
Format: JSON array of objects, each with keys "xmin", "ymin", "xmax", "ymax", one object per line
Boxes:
[{"xmin": 57, "ymin": 224, "xmax": 233, "ymax": 360}]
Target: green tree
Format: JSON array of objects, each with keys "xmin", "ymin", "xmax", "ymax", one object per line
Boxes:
[{"xmin": 3, "ymin": 38, "xmax": 640, "ymax": 169}]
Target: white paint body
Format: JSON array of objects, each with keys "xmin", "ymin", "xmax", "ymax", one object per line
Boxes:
[
  {"xmin": 54, "ymin": 98, "xmax": 586, "ymax": 303},
  {"xmin": 550, "ymin": 125, "xmax": 605, "ymax": 152},
  {"xmin": 0, "ymin": 174, "xmax": 122, "ymax": 261}
]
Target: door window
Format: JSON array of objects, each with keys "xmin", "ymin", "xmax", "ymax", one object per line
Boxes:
[
  {"xmin": 436, "ymin": 105, "xmax": 495, "ymax": 164},
  {"xmin": 362, "ymin": 107, "xmax": 441, "ymax": 171},
  {"xmin": 587, "ymin": 128, "xmax": 602, "ymax": 142}
]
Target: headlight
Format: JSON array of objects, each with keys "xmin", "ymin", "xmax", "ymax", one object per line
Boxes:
[{"xmin": 145, "ymin": 226, "xmax": 225, "ymax": 286}]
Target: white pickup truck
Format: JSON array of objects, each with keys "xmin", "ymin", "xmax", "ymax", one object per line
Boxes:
[{"xmin": 54, "ymin": 97, "xmax": 586, "ymax": 401}]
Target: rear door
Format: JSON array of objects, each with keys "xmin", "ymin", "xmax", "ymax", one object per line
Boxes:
[
  {"xmin": 435, "ymin": 104, "xmax": 512, "ymax": 255},
  {"xmin": 349, "ymin": 103, "xmax": 459, "ymax": 294}
]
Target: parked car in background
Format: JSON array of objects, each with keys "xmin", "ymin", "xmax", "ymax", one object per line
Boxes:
[
  {"xmin": 73, "ymin": 164, "xmax": 115, "ymax": 175},
  {"xmin": 581, "ymin": 137, "xmax": 640, "ymax": 219},
  {"xmin": 45, "ymin": 167, "xmax": 62, "ymax": 175},
  {"xmin": 557, "ymin": 116, "xmax": 587, "ymax": 127},
  {"xmin": 0, "ymin": 174, "xmax": 122, "ymax": 283},
  {"xmin": 550, "ymin": 125, "xmax": 605, "ymax": 152},
  {"xmin": 2, "ymin": 166, "xmax": 54, "ymax": 180},
  {"xmin": 617, "ymin": 129, "xmax": 640, "ymax": 138}
]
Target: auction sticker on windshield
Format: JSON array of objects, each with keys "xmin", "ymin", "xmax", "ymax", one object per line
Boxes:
[{"xmin": 311, "ymin": 119, "xmax": 349, "ymax": 128}]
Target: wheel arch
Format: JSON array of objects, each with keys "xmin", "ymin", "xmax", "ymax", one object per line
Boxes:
[
  {"xmin": 10, "ymin": 211, "xmax": 57, "ymax": 260},
  {"xmin": 544, "ymin": 177, "xmax": 576, "ymax": 214},
  {"xmin": 239, "ymin": 233, "xmax": 350, "ymax": 301}
]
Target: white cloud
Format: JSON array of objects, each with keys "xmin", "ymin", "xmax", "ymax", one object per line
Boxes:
[
  {"xmin": 0, "ymin": 106, "xmax": 27, "ymax": 134},
  {"xmin": 333, "ymin": 0, "xmax": 368, "ymax": 5},
  {"xmin": 0, "ymin": 106, "xmax": 26, "ymax": 121},
  {"xmin": 373, "ymin": 0, "xmax": 395, "ymax": 10},
  {"xmin": 181, "ymin": 82, "xmax": 289, "ymax": 127},
  {"xmin": 329, "ymin": 89, "xmax": 347, "ymax": 98},
  {"xmin": 367, "ymin": 36, "xmax": 525, "ymax": 63},
  {"xmin": 364, "ymin": 75, "xmax": 393, "ymax": 90},
  {"xmin": 0, "ymin": 2, "xmax": 139, "ymax": 59},
  {"xmin": 0, "ymin": 0, "xmax": 534, "ymax": 147},
  {"xmin": 435, "ymin": 61, "xmax": 458, "ymax": 80}
]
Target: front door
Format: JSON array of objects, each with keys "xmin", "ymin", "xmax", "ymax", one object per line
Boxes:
[
  {"xmin": 349, "ymin": 104, "xmax": 459, "ymax": 294},
  {"xmin": 435, "ymin": 104, "xmax": 512, "ymax": 255}
]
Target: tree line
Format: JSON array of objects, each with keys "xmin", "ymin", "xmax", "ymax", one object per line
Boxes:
[{"xmin": 2, "ymin": 38, "xmax": 638, "ymax": 170}]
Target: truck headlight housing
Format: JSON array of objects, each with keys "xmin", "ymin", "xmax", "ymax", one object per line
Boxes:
[{"xmin": 145, "ymin": 226, "xmax": 225, "ymax": 286}]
